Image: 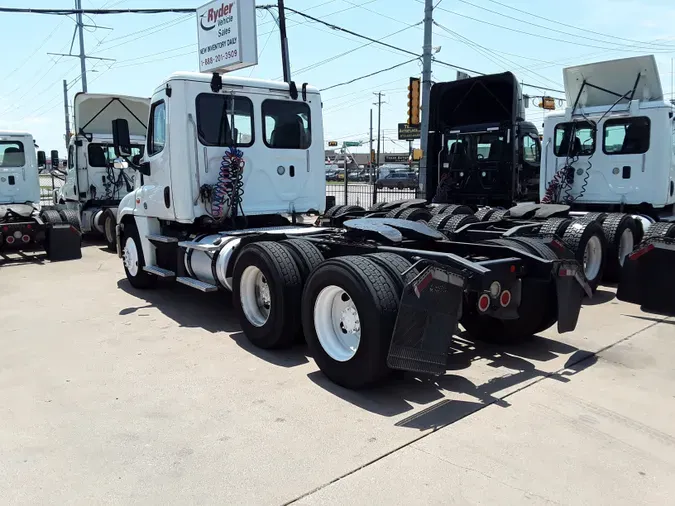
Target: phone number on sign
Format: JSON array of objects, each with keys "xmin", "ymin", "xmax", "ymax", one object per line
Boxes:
[{"xmin": 203, "ymin": 50, "xmax": 238, "ymax": 66}]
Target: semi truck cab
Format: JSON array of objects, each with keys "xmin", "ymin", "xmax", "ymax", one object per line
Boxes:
[{"xmin": 425, "ymin": 72, "xmax": 542, "ymax": 208}]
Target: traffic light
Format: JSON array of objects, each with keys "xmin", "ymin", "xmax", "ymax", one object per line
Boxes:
[
  {"xmin": 407, "ymin": 77, "xmax": 420, "ymax": 126},
  {"xmin": 328, "ymin": 141, "xmax": 338, "ymax": 147},
  {"xmin": 370, "ymin": 149, "xmax": 376, "ymax": 164},
  {"xmin": 412, "ymin": 148, "xmax": 423, "ymax": 161}
]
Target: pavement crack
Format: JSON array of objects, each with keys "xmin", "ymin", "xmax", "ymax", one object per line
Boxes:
[{"xmin": 410, "ymin": 446, "xmax": 563, "ymax": 505}]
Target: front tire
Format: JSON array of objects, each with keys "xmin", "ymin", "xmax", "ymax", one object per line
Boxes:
[
  {"xmin": 302, "ymin": 256, "xmax": 400, "ymax": 389},
  {"xmin": 103, "ymin": 209, "xmax": 117, "ymax": 250},
  {"xmin": 122, "ymin": 223, "xmax": 156, "ymax": 289}
]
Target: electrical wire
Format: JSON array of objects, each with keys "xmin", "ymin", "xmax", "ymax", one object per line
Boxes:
[
  {"xmin": 0, "ymin": 7, "xmax": 197, "ymax": 15},
  {"xmin": 482, "ymin": 0, "xmax": 675, "ymax": 50},
  {"xmin": 427, "ymin": 1, "xmax": 675, "ymax": 54},
  {"xmin": 320, "ymin": 59, "xmax": 419, "ymax": 92}
]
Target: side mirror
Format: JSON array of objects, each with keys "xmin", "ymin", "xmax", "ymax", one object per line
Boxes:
[
  {"xmin": 37, "ymin": 150, "xmax": 46, "ymax": 167},
  {"xmin": 138, "ymin": 163, "xmax": 151, "ymax": 176},
  {"xmin": 112, "ymin": 118, "xmax": 132, "ymax": 157},
  {"xmin": 50, "ymin": 150, "xmax": 59, "ymax": 169}
]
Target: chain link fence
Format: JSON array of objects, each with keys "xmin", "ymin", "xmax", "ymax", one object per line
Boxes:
[{"xmin": 39, "ymin": 172, "xmax": 65, "ymax": 205}]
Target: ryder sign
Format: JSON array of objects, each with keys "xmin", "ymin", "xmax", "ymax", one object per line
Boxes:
[{"xmin": 197, "ymin": 0, "xmax": 258, "ymax": 73}]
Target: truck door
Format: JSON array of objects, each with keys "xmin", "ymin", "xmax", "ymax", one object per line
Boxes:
[
  {"xmin": 258, "ymin": 99, "xmax": 312, "ymax": 213},
  {"xmin": 0, "ymin": 140, "xmax": 26, "ymax": 203},
  {"xmin": 139, "ymin": 99, "xmax": 175, "ymax": 220},
  {"xmin": 601, "ymin": 116, "xmax": 651, "ymax": 202}
]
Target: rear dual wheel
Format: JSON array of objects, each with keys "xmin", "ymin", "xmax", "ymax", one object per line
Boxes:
[{"xmin": 233, "ymin": 241, "xmax": 411, "ymax": 389}]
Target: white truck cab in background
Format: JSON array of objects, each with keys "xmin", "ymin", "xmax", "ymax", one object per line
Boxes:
[
  {"xmin": 0, "ymin": 131, "xmax": 40, "ymax": 206},
  {"xmin": 541, "ymin": 55, "xmax": 675, "ymax": 219},
  {"xmin": 55, "ymin": 93, "xmax": 150, "ymax": 248}
]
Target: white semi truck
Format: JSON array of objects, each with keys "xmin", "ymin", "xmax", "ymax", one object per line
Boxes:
[
  {"xmin": 0, "ymin": 130, "xmax": 81, "ymax": 260},
  {"xmin": 109, "ymin": 71, "xmax": 591, "ymax": 389},
  {"xmin": 53, "ymin": 93, "xmax": 150, "ymax": 249}
]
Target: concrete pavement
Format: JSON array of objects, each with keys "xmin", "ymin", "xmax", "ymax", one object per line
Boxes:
[{"xmin": 1, "ymin": 244, "xmax": 673, "ymax": 505}]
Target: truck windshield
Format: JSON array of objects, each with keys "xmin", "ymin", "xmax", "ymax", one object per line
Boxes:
[
  {"xmin": 87, "ymin": 143, "xmax": 143, "ymax": 167},
  {"xmin": 447, "ymin": 132, "xmax": 507, "ymax": 162},
  {"xmin": 0, "ymin": 141, "xmax": 25, "ymax": 167}
]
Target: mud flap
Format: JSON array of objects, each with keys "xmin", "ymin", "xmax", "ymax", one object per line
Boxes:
[
  {"xmin": 617, "ymin": 239, "xmax": 675, "ymax": 315},
  {"xmin": 388, "ymin": 265, "xmax": 466, "ymax": 375},
  {"xmin": 555, "ymin": 263, "xmax": 587, "ymax": 333},
  {"xmin": 45, "ymin": 224, "xmax": 82, "ymax": 261}
]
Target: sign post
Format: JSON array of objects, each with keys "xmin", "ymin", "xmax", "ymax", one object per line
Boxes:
[{"xmin": 197, "ymin": 0, "xmax": 258, "ymax": 74}]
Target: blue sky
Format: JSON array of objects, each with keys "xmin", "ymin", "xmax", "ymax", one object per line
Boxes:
[{"xmin": 0, "ymin": 0, "xmax": 673, "ymax": 155}]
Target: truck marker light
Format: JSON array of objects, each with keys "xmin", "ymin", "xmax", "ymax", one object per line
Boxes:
[
  {"xmin": 5, "ymin": 236, "xmax": 15, "ymax": 244},
  {"xmin": 510, "ymin": 265, "xmax": 516, "ymax": 273},
  {"xmin": 500, "ymin": 290, "xmax": 512, "ymax": 307},
  {"xmin": 413, "ymin": 271, "xmax": 434, "ymax": 298},
  {"xmin": 478, "ymin": 293, "xmax": 490, "ymax": 312},
  {"xmin": 21, "ymin": 235, "xmax": 30, "ymax": 243},
  {"xmin": 2, "ymin": 226, "xmax": 8, "ymax": 232},
  {"xmin": 629, "ymin": 243, "xmax": 654, "ymax": 260},
  {"xmin": 26, "ymin": 224, "xmax": 32, "ymax": 230}
]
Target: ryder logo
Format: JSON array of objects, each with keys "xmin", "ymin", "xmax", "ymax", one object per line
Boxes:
[{"xmin": 200, "ymin": 2, "xmax": 235, "ymax": 31}]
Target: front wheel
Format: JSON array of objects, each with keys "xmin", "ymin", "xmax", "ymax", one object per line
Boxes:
[
  {"xmin": 122, "ymin": 223, "xmax": 156, "ymax": 289},
  {"xmin": 103, "ymin": 210, "xmax": 117, "ymax": 250}
]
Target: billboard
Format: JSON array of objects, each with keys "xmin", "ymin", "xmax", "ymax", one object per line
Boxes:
[
  {"xmin": 398, "ymin": 123, "xmax": 421, "ymax": 141},
  {"xmin": 197, "ymin": 0, "xmax": 258, "ymax": 73}
]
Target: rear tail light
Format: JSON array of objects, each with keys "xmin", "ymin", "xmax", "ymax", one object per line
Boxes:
[
  {"xmin": 21, "ymin": 235, "xmax": 31, "ymax": 243},
  {"xmin": 500, "ymin": 290, "xmax": 512, "ymax": 307},
  {"xmin": 478, "ymin": 293, "xmax": 490, "ymax": 312},
  {"xmin": 5, "ymin": 236, "xmax": 15, "ymax": 244}
]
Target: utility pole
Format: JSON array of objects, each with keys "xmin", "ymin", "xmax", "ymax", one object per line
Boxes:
[
  {"xmin": 369, "ymin": 109, "xmax": 374, "ymax": 184},
  {"xmin": 373, "ymin": 92, "xmax": 384, "ymax": 203},
  {"xmin": 419, "ymin": 0, "xmax": 433, "ymax": 195},
  {"xmin": 75, "ymin": 0, "xmax": 87, "ymax": 92},
  {"xmin": 277, "ymin": 0, "xmax": 292, "ymax": 82},
  {"xmin": 63, "ymin": 80, "xmax": 71, "ymax": 150},
  {"xmin": 47, "ymin": 1, "xmax": 114, "ymax": 93}
]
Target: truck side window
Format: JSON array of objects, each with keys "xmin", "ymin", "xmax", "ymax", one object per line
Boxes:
[
  {"xmin": 603, "ymin": 117, "xmax": 650, "ymax": 155},
  {"xmin": 196, "ymin": 94, "xmax": 254, "ymax": 147},
  {"xmin": 0, "ymin": 141, "xmax": 25, "ymax": 167},
  {"xmin": 262, "ymin": 100, "xmax": 311, "ymax": 149},
  {"xmin": 523, "ymin": 135, "xmax": 540, "ymax": 164},
  {"xmin": 554, "ymin": 121, "xmax": 595, "ymax": 157},
  {"xmin": 148, "ymin": 101, "xmax": 166, "ymax": 156},
  {"xmin": 68, "ymin": 145, "xmax": 74, "ymax": 169}
]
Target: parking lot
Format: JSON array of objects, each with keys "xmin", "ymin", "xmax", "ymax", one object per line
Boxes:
[{"xmin": 2, "ymin": 244, "xmax": 674, "ymax": 505}]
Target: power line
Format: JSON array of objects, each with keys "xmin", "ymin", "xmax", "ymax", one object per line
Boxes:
[
  {"xmin": 0, "ymin": 7, "xmax": 196, "ymax": 15},
  {"xmin": 428, "ymin": 1, "xmax": 675, "ymax": 53},
  {"xmin": 283, "ymin": 7, "xmax": 482, "ymax": 76},
  {"xmin": 454, "ymin": 0, "xmax": 675, "ymax": 53},
  {"xmin": 320, "ymin": 59, "xmax": 419, "ymax": 92},
  {"xmin": 481, "ymin": 0, "xmax": 675, "ymax": 50}
]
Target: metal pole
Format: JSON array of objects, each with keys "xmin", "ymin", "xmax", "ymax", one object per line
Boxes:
[
  {"xmin": 419, "ymin": 0, "xmax": 433, "ymax": 194},
  {"xmin": 369, "ymin": 109, "xmax": 373, "ymax": 185},
  {"xmin": 277, "ymin": 0, "xmax": 292, "ymax": 83},
  {"xmin": 374, "ymin": 92, "xmax": 383, "ymax": 203},
  {"xmin": 63, "ymin": 79, "xmax": 71, "ymax": 150},
  {"xmin": 76, "ymin": 0, "xmax": 87, "ymax": 92},
  {"xmin": 343, "ymin": 143, "xmax": 348, "ymax": 204}
]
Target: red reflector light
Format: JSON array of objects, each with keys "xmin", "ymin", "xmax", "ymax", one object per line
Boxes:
[
  {"xmin": 21, "ymin": 235, "xmax": 31, "ymax": 243},
  {"xmin": 2, "ymin": 226, "xmax": 8, "ymax": 232},
  {"xmin": 558, "ymin": 267, "xmax": 575, "ymax": 277},
  {"xmin": 478, "ymin": 293, "xmax": 490, "ymax": 312},
  {"xmin": 500, "ymin": 290, "xmax": 512, "ymax": 307},
  {"xmin": 26, "ymin": 224, "xmax": 32, "ymax": 230},
  {"xmin": 510, "ymin": 265, "xmax": 516, "ymax": 273},
  {"xmin": 5, "ymin": 236, "xmax": 15, "ymax": 244},
  {"xmin": 629, "ymin": 243, "xmax": 654, "ymax": 261}
]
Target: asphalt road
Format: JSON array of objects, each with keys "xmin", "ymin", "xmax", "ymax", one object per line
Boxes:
[{"xmin": 1, "ymin": 244, "xmax": 674, "ymax": 505}]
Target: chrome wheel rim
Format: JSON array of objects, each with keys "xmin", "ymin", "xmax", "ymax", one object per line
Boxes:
[
  {"xmin": 240, "ymin": 266, "xmax": 271, "ymax": 327},
  {"xmin": 313, "ymin": 285, "xmax": 361, "ymax": 362},
  {"xmin": 583, "ymin": 235, "xmax": 603, "ymax": 280},
  {"xmin": 123, "ymin": 237, "xmax": 139, "ymax": 277},
  {"xmin": 618, "ymin": 228, "xmax": 634, "ymax": 266}
]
